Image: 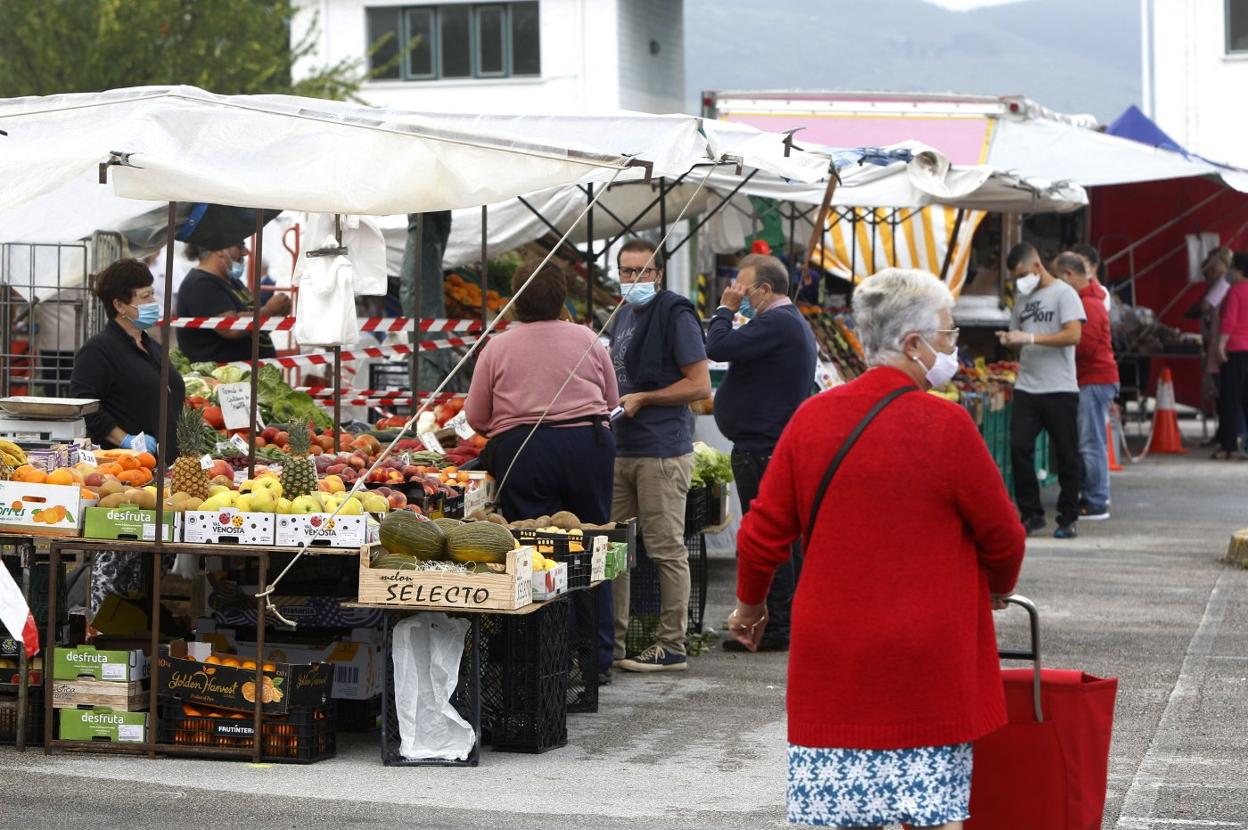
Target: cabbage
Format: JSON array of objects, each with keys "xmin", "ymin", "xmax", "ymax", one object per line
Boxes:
[{"xmin": 211, "ymin": 365, "xmax": 246, "ymax": 384}]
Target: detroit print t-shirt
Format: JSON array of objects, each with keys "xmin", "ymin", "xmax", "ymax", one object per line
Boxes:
[{"xmin": 1010, "ymin": 279, "xmax": 1086, "ymax": 394}]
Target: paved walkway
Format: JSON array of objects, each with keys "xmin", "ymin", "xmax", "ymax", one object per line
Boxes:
[{"xmin": 1, "ymin": 453, "xmax": 1245, "ymax": 829}]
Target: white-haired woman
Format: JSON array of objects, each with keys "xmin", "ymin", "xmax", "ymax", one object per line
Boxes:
[{"xmin": 729, "ymin": 269, "xmax": 1026, "ymax": 829}]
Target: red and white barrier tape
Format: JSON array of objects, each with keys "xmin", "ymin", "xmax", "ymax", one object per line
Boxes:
[
  {"xmin": 298, "ymin": 388, "xmax": 466, "ymax": 402},
  {"xmin": 224, "ymin": 338, "xmax": 480, "ymax": 370},
  {"xmin": 161, "ymin": 316, "xmax": 508, "ymax": 333}
]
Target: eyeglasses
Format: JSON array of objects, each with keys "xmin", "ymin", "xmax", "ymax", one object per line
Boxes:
[
  {"xmin": 619, "ymin": 266, "xmax": 659, "ymax": 279},
  {"xmin": 933, "ymin": 328, "xmax": 961, "ymax": 345}
]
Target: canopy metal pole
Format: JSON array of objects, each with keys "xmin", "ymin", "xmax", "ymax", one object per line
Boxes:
[
  {"xmin": 939, "ymin": 209, "xmax": 966, "ymax": 282},
  {"xmin": 481, "ymin": 205, "xmax": 488, "ymax": 324},
  {"xmin": 247, "ymin": 214, "xmax": 264, "ymax": 479},
  {"xmin": 332, "ymin": 346, "xmax": 342, "ymax": 446},
  {"xmin": 659, "ymin": 177, "xmax": 668, "ymax": 259},
  {"xmin": 409, "ymin": 213, "xmax": 424, "ymax": 405},
  {"xmin": 586, "ymin": 183, "xmax": 594, "ymax": 323},
  {"xmin": 151, "ymin": 200, "xmax": 177, "ymax": 754}
]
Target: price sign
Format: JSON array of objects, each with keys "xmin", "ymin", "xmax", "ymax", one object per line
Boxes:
[
  {"xmin": 446, "ymin": 411, "xmax": 475, "ymax": 440},
  {"xmin": 418, "ymin": 432, "xmax": 445, "ymax": 454},
  {"xmin": 217, "ymin": 382, "xmax": 253, "ymax": 431},
  {"xmin": 79, "ymin": 449, "xmax": 98, "ymax": 467},
  {"xmin": 199, "ymin": 454, "xmax": 213, "ymax": 470},
  {"xmin": 229, "ymin": 433, "xmax": 250, "ymax": 453}
]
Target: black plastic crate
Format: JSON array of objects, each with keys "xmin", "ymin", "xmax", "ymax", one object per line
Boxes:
[
  {"xmin": 684, "ymin": 486, "xmax": 708, "ymax": 536},
  {"xmin": 567, "ymin": 589, "xmax": 600, "ymax": 714},
  {"xmin": 380, "ymin": 613, "xmax": 480, "ymax": 767},
  {"xmin": 336, "ymin": 696, "xmax": 381, "ymax": 733},
  {"xmin": 0, "ymin": 685, "xmax": 43, "ymax": 747},
  {"xmin": 480, "ymin": 598, "xmax": 569, "ymax": 753},
  {"xmin": 624, "ymin": 533, "xmax": 708, "ymax": 658},
  {"xmin": 158, "ymin": 703, "xmax": 335, "ymax": 763},
  {"xmin": 514, "ymin": 530, "xmax": 592, "ymax": 591}
]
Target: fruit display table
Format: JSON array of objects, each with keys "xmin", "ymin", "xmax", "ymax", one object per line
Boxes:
[{"xmin": 0, "ymin": 533, "xmax": 41, "ymax": 751}]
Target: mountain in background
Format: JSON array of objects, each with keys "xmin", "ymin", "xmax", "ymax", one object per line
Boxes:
[{"xmin": 686, "ymin": 0, "xmax": 1140, "ymax": 123}]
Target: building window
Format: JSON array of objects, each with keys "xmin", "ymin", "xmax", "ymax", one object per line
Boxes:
[
  {"xmin": 1228, "ymin": 0, "xmax": 1248, "ymax": 53},
  {"xmin": 366, "ymin": 3, "xmax": 541, "ymax": 81}
]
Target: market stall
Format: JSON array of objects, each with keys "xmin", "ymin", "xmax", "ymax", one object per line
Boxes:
[{"xmin": 0, "ymin": 85, "xmax": 824, "ymax": 765}]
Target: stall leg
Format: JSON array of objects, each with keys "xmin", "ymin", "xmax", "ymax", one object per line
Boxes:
[
  {"xmin": 332, "ymin": 346, "xmax": 342, "ymax": 448},
  {"xmin": 148, "ymin": 545, "xmax": 162, "ymax": 758},
  {"xmin": 42, "ymin": 542, "xmax": 60, "ymax": 753},
  {"xmin": 253, "ymin": 552, "xmax": 268, "ymax": 763},
  {"xmin": 15, "ymin": 540, "xmax": 33, "ymax": 751}
]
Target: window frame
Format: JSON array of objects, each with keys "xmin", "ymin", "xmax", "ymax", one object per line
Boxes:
[
  {"xmin": 1227, "ymin": 0, "xmax": 1248, "ymax": 54},
  {"xmin": 366, "ymin": 3, "xmax": 540, "ymax": 82}
]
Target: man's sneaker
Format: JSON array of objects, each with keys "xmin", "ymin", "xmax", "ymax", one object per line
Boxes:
[
  {"xmin": 1054, "ymin": 524, "xmax": 1078, "ymax": 539},
  {"xmin": 1022, "ymin": 515, "xmax": 1046, "ymax": 536},
  {"xmin": 617, "ymin": 644, "xmax": 687, "ymax": 672},
  {"xmin": 1080, "ymin": 505, "xmax": 1110, "ymax": 521}
]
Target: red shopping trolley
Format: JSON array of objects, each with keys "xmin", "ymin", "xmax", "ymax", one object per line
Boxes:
[{"xmin": 966, "ymin": 596, "xmax": 1118, "ymax": 830}]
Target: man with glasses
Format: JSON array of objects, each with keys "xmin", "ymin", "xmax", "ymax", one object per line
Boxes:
[
  {"xmin": 609, "ymin": 238, "xmax": 710, "ymax": 672},
  {"xmin": 707, "ymin": 253, "xmax": 816, "ymax": 653},
  {"xmin": 997, "ymin": 242, "xmax": 1086, "ymax": 539}
]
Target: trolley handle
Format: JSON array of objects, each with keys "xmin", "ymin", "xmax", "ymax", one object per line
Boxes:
[{"xmin": 997, "ymin": 593, "xmax": 1044, "ymax": 723}]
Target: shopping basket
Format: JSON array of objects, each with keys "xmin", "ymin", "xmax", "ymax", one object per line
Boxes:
[{"xmin": 966, "ymin": 595, "xmax": 1118, "ymax": 830}]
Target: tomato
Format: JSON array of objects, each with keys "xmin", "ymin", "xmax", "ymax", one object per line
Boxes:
[{"xmin": 203, "ymin": 406, "xmax": 225, "ymax": 429}]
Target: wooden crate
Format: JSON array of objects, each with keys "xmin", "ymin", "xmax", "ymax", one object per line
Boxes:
[
  {"xmin": 357, "ymin": 543, "xmax": 533, "ymax": 611},
  {"xmin": 52, "ymin": 678, "xmax": 147, "ymax": 711}
]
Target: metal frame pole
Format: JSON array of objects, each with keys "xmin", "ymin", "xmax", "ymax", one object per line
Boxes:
[
  {"xmin": 481, "ymin": 206, "xmax": 488, "ymax": 324},
  {"xmin": 940, "ymin": 209, "xmax": 966, "ymax": 282},
  {"xmin": 658, "ymin": 177, "xmax": 668, "ymax": 260},
  {"xmin": 409, "ymin": 213, "xmax": 424, "ymax": 404},
  {"xmin": 247, "ymin": 214, "xmax": 264, "ymax": 479},
  {"xmin": 585, "ymin": 184, "xmax": 594, "ymax": 322}
]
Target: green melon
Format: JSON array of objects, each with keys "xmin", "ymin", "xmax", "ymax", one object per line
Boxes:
[
  {"xmin": 379, "ymin": 511, "xmax": 447, "ymax": 561},
  {"xmin": 446, "ymin": 522, "xmax": 517, "ymax": 566}
]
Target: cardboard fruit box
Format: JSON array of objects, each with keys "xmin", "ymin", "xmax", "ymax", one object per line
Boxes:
[
  {"xmin": 52, "ymin": 678, "xmax": 147, "ymax": 711},
  {"xmin": 0, "ymin": 480, "xmax": 81, "ymax": 536},
  {"xmin": 156, "ymin": 640, "xmax": 334, "ymax": 715},
  {"xmin": 58, "ymin": 707, "xmax": 146, "ymax": 743},
  {"xmin": 83, "ymin": 506, "xmax": 179, "ymax": 542},
  {"xmin": 183, "ymin": 509, "xmax": 275, "ymax": 545},
  {"xmin": 274, "ymin": 514, "xmax": 379, "ymax": 548},
  {"xmin": 53, "ymin": 645, "xmax": 149, "ymax": 682},
  {"xmin": 532, "ymin": 562, "xmax": 568, "ymax": 602},
  {"xmin": 357, "ymin": 543, "xmax": 534, "ymax": 611}
]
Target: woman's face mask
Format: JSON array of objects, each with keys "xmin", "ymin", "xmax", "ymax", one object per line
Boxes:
[{"xmin": 912, "ymin": 336, "xmax": 959, "ymax": 388}]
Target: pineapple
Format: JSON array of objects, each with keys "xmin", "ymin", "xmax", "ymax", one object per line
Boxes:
[
  {"xmin": 279, "ymin": 418, "xmax": 317, "ymax": 499},
  {"xmin": 0, "ymin": 454, "xmax": 12, "ymax": 482},
  {"xmin": 172, "ymin": 405, "xmax": 212, "ymax": 500}
]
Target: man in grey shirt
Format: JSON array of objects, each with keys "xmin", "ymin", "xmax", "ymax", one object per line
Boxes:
[{"xmin": 997, "ymin": 242, "xmax": 1086, "ymax": 538}]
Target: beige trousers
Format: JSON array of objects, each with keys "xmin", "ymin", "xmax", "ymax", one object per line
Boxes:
[{"xmin": 611, "ymin": 453, "xmax": 692, "ymax": 656}]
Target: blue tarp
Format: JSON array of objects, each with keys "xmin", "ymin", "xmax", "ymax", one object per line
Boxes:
[{"xmin": 1106, "ymin": 105, "xmax": 1188, "ymax": 156}]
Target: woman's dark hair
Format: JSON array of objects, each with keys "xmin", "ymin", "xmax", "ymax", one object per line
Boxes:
[
  {"xmin": 511, "ymin": 260, "xmax": 568, "ymax": 322},
  {"xmin": 95, "ymin": 258, "xmax": 154, "ymax": 319},
  {"xmin": 1231, "ymin": 251, "xmax": 1248, "ymax": 276}
]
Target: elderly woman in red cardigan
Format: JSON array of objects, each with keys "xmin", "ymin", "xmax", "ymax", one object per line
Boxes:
[{"xmin": 730, "ymin": 268, "xmax": 1026, "ymax": 829}]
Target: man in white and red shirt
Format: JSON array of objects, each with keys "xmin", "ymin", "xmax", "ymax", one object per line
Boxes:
[{"xmin": 1055, "ymin": 252, "xmax": 1119, "ymax": 520}]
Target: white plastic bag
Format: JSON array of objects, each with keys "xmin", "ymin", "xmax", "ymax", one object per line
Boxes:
[
  {"xmin": 293, "ymin": 213, "xmax": 388, "ymax": 296},
  {"xmin": 393, "ymin": 613, "xmax": 474, "ymax": 761},
  {"xmin": 293, "ymin": 235, "xmax": 360, "ymax": 347}
]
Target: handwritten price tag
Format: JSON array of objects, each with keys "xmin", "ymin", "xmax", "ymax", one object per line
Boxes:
[
  {"xmin": 418, "ymin": 432, "xmax": 445, "ymax": 454},
  {"xmin": 217, "ymin": 382, "xmax": 253, "ymax": 431},
  {"xmin": 446, "ymin": 411, "xmax": 475, "ymax": 440}
]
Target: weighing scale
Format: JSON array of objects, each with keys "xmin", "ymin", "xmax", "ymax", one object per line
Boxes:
[{"xmin": 0, "ymin": 396, "xmax": 99, "ymax": 443}]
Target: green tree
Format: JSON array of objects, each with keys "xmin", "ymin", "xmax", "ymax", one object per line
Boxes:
[{"xmin": 0, "ymin": 0, "xmax": 379, "ymax": 100}]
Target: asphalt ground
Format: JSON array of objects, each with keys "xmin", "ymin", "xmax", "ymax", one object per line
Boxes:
[{"xmin": 1, "ymin": 448, "xmax": 1245, "ymax": 829}]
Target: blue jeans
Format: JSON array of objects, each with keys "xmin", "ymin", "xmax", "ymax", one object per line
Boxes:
[
  {"xmin": 731, "ymin": 448, "xmax": 801, "ymax": 642},
  {"xmin": 1078, "ymin": 384, "xmax": 1118, "ymax": 511}
]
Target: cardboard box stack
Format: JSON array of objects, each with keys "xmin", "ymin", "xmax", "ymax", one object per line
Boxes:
[{"xmin": 52, "ymin": 645, "xmax": 149, "ymax": 743}]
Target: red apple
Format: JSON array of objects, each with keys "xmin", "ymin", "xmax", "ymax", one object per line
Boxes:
[
  {"xmin": 326, "ymin": 463, "xmax": 346, "ymax": 476},
  {"xmin": 387, "ymin": 491, "xmax": 408, "ymax": 509}
]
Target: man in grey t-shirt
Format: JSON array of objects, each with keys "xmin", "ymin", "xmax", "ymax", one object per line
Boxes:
[{"xmin": 997, "ymin": 243, "xmax": 1086, "ymax": 538}]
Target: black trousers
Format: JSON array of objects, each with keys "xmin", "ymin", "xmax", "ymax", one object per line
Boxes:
[
  {"xmin": 731, "ymin": 448, "xmax": 801, "ymax": 642},
  {"xmin": 486, "ymin": 422, "xmax": 616, "ymax": 673},
  {"xmin": 1011, "ymin": 390, "xmax": 1082, "ymax": 528},
  {"xmin": 1219, "ymin": 352, "xmax": 1248, "ymax": 453}
]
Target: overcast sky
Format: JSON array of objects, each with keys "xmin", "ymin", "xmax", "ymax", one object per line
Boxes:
[{"xmin": 686, "ymin": 0, "xmax": 1141, "ymax": 123}]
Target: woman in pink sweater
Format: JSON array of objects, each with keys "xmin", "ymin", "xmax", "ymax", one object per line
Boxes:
[
  {"xmin": 465, "ymin": 260, "xmax": 618, "ymax": 522},
  {"xmin": 1216, "ymin": 252, "xmax": 1248, "ymax": 458}
]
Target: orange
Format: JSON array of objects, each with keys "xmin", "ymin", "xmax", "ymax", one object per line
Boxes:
[
  {"xmin": 118, "ymin": 455, "xmax": 140, "ymax": 471},
  {"xmin": 219, "ymin": 657, "xmax": 241, "ymax": 668},
  {"xmin": 261, "ymin": 662, "xmax": 276, "ymax": 672},
  {"xmin": 45, "ymin": 469, "xmax": 73, "ymax": 486},
  {"xmin": 136, "ymin": 452, "xmax": 156, "ymax": 470},
  {"xmin": 13, "ymin": 465, "xmax": 46, "ymax": 484},
  {"xmin": 183, "ymin": 704, "xmax": 201, "ymax": 716},
  {"xmin": 240, "ymin": 660, "xmax": 257, "ymax": 670},
  {"xmin": 204, "ymin": 655, "xmax": 222, "ymax": 665}
]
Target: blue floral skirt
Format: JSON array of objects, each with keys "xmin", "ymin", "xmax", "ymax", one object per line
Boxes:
[{"xmin": 787, "ymin": 742, "xmax": 973, "ymax": 827}]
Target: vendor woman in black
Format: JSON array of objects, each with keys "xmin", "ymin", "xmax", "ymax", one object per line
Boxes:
[
  {"xmin": 175, "ymin": 241, "xmax": 291, "ymax": 363},
  {"xmin": 69, "ymin": 258, "xmax": 186, "ymax": 457}
]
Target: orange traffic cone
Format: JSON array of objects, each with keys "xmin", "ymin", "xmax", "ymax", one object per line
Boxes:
[
  {"xmin": 1107, "ymin": 418, "xmax": 1124, "ymax": 471},
  {"xmin": 1149, "ymin": 368, "xmax": 1187, "ymax": 454}
]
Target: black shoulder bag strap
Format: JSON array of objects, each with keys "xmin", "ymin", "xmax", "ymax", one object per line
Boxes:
[{"xmin": 803, "ymin": 385, "xmax": 918, "ymax": 550}]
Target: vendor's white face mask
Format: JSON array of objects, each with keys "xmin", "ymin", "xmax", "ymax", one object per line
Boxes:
[{"xmin": 1015, "ymin": 273, "xmax": 1041, "ymax": 296}]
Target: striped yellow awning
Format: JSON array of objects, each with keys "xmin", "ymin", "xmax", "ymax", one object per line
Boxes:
[{"xmin": 812, "ymin": 206, "xmax": 986, "ymax": 297}]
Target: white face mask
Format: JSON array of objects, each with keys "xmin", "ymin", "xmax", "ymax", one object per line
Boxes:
[
  {"xmin": 913, "ymin": 337, "xmax": 959, "ymax": 388},
  {"xmin": 1015, "ymin": 273, "xmax": 1041, "ymax": 296}
]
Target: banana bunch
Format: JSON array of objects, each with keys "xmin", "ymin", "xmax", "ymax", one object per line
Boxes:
[{"xmin": 0, "ymin": 440, "xmax": 26, "ymax": 477}]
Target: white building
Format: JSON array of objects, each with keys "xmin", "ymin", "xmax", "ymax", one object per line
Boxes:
[
  {"xmin": 1144, "ymin": 0, "xmax": 1248, "ymax": 167},
  {"xmin": 292, "ymin": 0, "xmax": 685, "ymax": 114}
]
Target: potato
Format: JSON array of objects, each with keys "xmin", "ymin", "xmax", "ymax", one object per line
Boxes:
[
  {"xmin": 550, "ymin": 510, "xmax": 581, "ymax": 530},
  {"xmin": 535, "ymin": 515, "xmax": 552, "ymax": 528}
]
